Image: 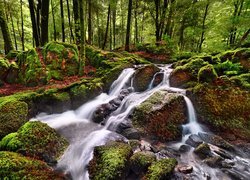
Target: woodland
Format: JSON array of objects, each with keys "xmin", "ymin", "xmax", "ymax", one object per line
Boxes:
[{"xmin": 0, "ymin": 0, "xmax": 250, "ymax": 180}]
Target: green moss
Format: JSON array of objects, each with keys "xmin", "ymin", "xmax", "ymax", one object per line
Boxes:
[
  {"xmin": 0, "ymin": 151, "xmax": 65, "ymax": 179},
  {"xmin": 0, "ymin": 100, "xmax": 28, "ymax": 139},
  {"xmin": 5, "ymin": 50, "xmax": 21, "ymax": 59},
  {"xmin": 230, "ymin": 73, "xmax": 250, "ymax": 89},
  {"xmin": 89, "ymin": 141, "xmax": 132, "ymax": 180},
  {"xmin": 145, "ymin": 158, "xmax": 177, "ymax": 180},
  {"xmin": 0, "ymin": 58, "xmax": 10, "ymax": 79},
  {"xmin": 0, "ymin": 121, "xmax": 69, "ymax": 163},
  {"xmin": 198, "ymin": 64, "xmax": 218, "ymax": 83}
]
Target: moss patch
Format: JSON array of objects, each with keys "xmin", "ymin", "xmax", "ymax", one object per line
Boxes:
[
  {"xmin": 0, "ymin": 151, "xmax": 65, "ymax": 179},
  {"xmin": 89, "ymin": 141, "xmax": 132, "ymax": 180},
  {"xmin": 198, "ymin": 64, "xmax": 218, "ymax": 83},
  {"xmin": 0, "ymin": 121, "xmax": 69, "ymax": 164}
]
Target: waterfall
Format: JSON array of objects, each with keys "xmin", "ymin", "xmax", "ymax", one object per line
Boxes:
[{"xmin": 34, "ymin": 64, "xmax": 205, "ymax": 180}]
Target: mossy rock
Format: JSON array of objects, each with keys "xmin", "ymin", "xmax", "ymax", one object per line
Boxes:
[
  {"xmin": 0, "ymin": 151, "xmax": 66, "ymax": 179},
  {"xmin": 145, "ymin": 158, "xmax": 177, "ymax": 180},
  {"xmin": 230, "ymin": 73, "xmax": 250, "ymax": 89},
  {"xmin": 189, "ymin": 84, "xmax": 250, "ymax": 141},
  {"xmin": 5, "ymin": 50, "xmax": 21, "ymax": 60},
  {"xmin": 132, "ymin": 91, "xmax": 187, "ymax": 141},
  {"xmin": 0, "ymin": 57, "xmax": 10, "ymax": 80},
  {"xmin": 0, "ymin": 100, "xmax": 28, "ymax": 139},
  {"xmin": 130, "ymin": 151, "xmax": 156, "ymax": 175},
  {"xmin": 43, "ymin": 41, "xmax": 79, "ymax": 77},
  {"xmin": 198, "ymin": 64, "xmax": 218, "ymax": 83},
  {"xmin": 133, "ymin": 64, "xmax": 161, "ymax": 92},
  {"xmin": 0, "ymin": 121, "xmax": 69, "ymax": 165},
  {"xmin": 88, "ymin": 141, "xmax": 132, "ymax": 180},
  {"xmin": 194, "ymin": 143, "xmax": 212, "ymax": 159},
  {"xmin": 5, "ymin": 62, "xmax": 19, "ymax": 84}
]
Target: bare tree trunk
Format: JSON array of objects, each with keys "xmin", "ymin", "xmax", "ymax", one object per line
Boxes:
[
  {"xmin": 67, "ymin": 0, "xmax": 74, "ymax": 42},
  {"xmin": 134, "ymin": 0, "xmax": 139, "ymax": 44},
  {"xmin": 60, "ymin": 0, "xmax": 65, "ymax": 42},
  {"xmin": 78, "ymin": 0, "xmax": 85, "ymax": 75},
  {"xmin": 125, "ymin": 0, "xmax": 132, "ymax": 51},
  {"xmin": 51, "ymin": 0, "xmax": 57, "ymax": 41},
  {"xmin": 37, "ymin": 0, "xmax": 42, "ymax": 41},
  {"xmin": 112, "ymin": 5, "xmax": 117, "ymax": 49},
  {"xmin": 97, "ymin": 10, "xmax": 101, "ymax": 48},
  {"xmin": 9, "ymin": 4, "xmax": 17, "ymax": 50},
  {"xmin": 87, "ymin": 0, "xmax": 92, "ymax": 44},
  {"xmin": 28, "ymin": 0, "xmax": 40, "ymax": 47},
  {"xmin": 102, "ymin": 5, "xmax": 111, "ymax": 50},
  {"xmin": 198, "ymin": 2, "xmax": 209, "ymax": 52},
  {"xmin": 20, "ymin": 0, "xmax": 25, "ymax": 50},
  {"xmin": 110, "ymin": 11, "xmax": 112, "ymax": 50},
  {"xmin": 73, "ymin": 0, "xmax": 80, "ymax": 44},
  {"xmin": 40, "ymin": 0, "xmax": 50, "ymax": 46}
]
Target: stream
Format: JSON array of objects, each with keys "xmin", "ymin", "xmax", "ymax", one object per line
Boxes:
[{"xmin": 34, "ymin": 64, "xmax": 250, "ymax": 180}]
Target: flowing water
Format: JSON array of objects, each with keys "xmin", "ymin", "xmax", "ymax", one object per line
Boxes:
[{"xmin": 34, "ymin": 64, "xmax": 249, "ymax": 180}]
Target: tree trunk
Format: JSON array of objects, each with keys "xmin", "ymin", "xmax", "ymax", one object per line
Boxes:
[
  {"xmin": 110, "ymin": 11, "xmax": 112, "ymax": 50},
  {"xmin": 73, "ymin": 0, "xmax": 80, "ymax": 44},
  {"xmin": 37, "ymin": 0, "xmax": 42, "ymax": 40},
  {"xmin": 88, "ymin": 0, "xmax": 92, "ymax": 44},
  {"xmin": 0, "ymin": 1, "xmax": 13, "ymax": 54},
  {"xmin": 78, "ymin": 0, "xmax": 85, "ymax": 75},
  {"xmin": 102, "ymin": 5, "xmax": 111, "ymax": 50},
  {"xmin": 28, "ymin": 0, "xmax": 40, "ymax": 47},
  {"xmin": 134, "ymin": 0, "xmax": 139, "ymax": 44},
  {"xmin": 40, "ymin": 0, "xmax": 50, "ymax": 46},
  {"xmin": 67, "ymin": 0, "xmax": 74, "ymax": 42},
  {"xmin": 20, "ymin": 0, "xmax": 25, "ymax": 51},
  {"xmin": 112, "ymin": 5, "xmax": 117, "ymax": 49},
  {"xmin": 125, "ymin": 0, "xmax": 132, "ymax": 51},
  {"xmin": 51, "ymin": 0, "xmax": 57, "ymax": 41},
  {"xmin": 97, "ymin": 10, "xmax": 101, "ymax": 47},
  {"xmin": 60, "ymin": 0, "xmax": 65, "ymax": 42},
  {"xmin": 9, "ymin": 5, "xmax": 17, "ymax": 50},
  {"xmin": 198, "ymin": 2, "xmax": 209, "ymax": 52}
]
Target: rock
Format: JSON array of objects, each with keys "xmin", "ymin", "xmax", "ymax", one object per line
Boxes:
[
  {"xmin": 145, "ymin": 158, "xmax": 178, "ymax": 180},
  {"xmin": 132, "ymin": 91, "xmax": 187, "ymax": 141},
  {"xmin": 116, "ymin": 119, "xmax": 133, "ymax": 133},
  {"xmin": 203, "ymin": 156, "xmax": 223, "ymax": 168},
  {"xmin": 140, "ymin": 140, "xmax": 153, "ymax": 151},
  {"xmin": 0, "ymin": 100, "xmax": 28, "ymax": 139},
  {"xmin": 214, "ymin": 149, "xmax": 233, "ymax": 160},
  {"xmin": 6, "ymin": 62, "xmax": 19, "ymax": 84},
  {"xmin": 0, "ymin": 121, "xmax": 68, "ymax": 165},
  {"xmin": 160, "ymin": 147, "xmax": 180, "ymax": 158},
  {"xmin": 177, "ymin": 165, "xmax": 193, "ymax": 174},
  {"xmin": 198, "ymin": 64, "xmax": 218, "ymax": 83},
  {"xmin": 186, "ymin": 134, "xmax": 203, "ymax": 148},
  {"xmin": 133, "ymin": 64, "xmax": 161, "ymax": 92},
  {"xmin": 169, "ymin": 69, "xmax": 193, "ymax": 88},
  {"xmin": 198, "ymin": 133, "xmax": 235, "ymax": 152},
  {"xmin": 121, "ymin": 128, "xmax": 141, "ymax": 140},
  {"xmin": 88, "ymin": 141, "xmax": 132, "ymax": 180},
  {"xmin": 153, "ymin": 72, "xmax": 164, "ymax": 87},
  {"xmin": 0, "ymin": 151, "xmax": 66, "ymax": 179},
  {"xmin": 221, "ymin": 160, "xmax": 235, "ymax": 168},
  {"xmin": 129, "ymin": 151, "xmax": 156, "ymax": 175},
  {"xmin": 179, "ymin": 145, "xmax": 191, "ymax": 153},
  {"xmin": 128, "ymin": 140, "xmax": 140, "ymax": 151},
  {"xmin": 194, "ymin": 143, "xmax": 212, "ymax": 159},
  {"xmin": 222, "ymin": 168, "xmax": 250, "ymax": 180},
  {"xmin": 0, "ymin": 58, "xmax": 10, "ymax": 81}
]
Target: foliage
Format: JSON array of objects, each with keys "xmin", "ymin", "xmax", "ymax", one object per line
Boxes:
[{"xmin": 198, "ymin": 64, "xmax": 218, "ymax": 83}]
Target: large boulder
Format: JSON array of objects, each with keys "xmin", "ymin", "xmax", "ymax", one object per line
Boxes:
[
  {"xmin": 133, "ymin": 64, "xmax": 161, "ymax": 92},
  {"xmin": 0, "ymin": 100, "xmax": 28, "ymax": 139},
  {"xmin": 145, "ymin": 158, "xmax": 177, "ymax": 180},
  {"xmin": 198, "ymin": 64, "xmax": 218, "ymax": 83},
  {"xmin": 88, "ymin": 141, "xmax": 132, "ymax": 180},
  {"xmin": 0, "ymin": 121, "xmax": 68, "ymax": 165},
  {"xmin": 0, "ymin": 151, "xmax": 66, "ymax": 179},
  {"xmin": 132, "ymin": 90, "xmax": 187, "ymax": 141},
  {"xmin": 0, "ymin": 58, "xmax": 10, "ymax": 82}
]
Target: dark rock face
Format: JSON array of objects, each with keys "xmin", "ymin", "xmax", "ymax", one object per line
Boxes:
[
  {"xmin": 132, "ymin": 90, "xmax": 187, "ymax": 141},
  {"xmin": 186, "ymin": 134, "xmax": 203, "ymax": 148},
  {"xmin": 121, "ymin": 128, "xmax": 141, "ymax": 140},
  {"xmin": 133, "ymin": 64, "xmax": 161, "ymax": 92},
  {"xmin": 169, "ymin": 69, "xmax": 193, "ymax": 88},
  {"xmin": 204, "ymin": 156, "xmax": 223, "ymax": 168}
]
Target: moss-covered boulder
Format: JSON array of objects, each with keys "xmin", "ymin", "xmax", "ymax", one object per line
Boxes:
[
  {"xmin": 194, "ymin": 143, "xmax": 212, "ymax": 159},
  {"xmin": 170, "ymin": 58, "xmax": 208, "ymax": 87},
  {"xmin": 17, "ymin": 49, "xmax": 46, "ymax": 86},
  {"xmin": 88, "ymin": 141, "xmax": 132, "ymax": 180},
  {"xmin": 0, "ymin": 100, "xmax": 28, "ymax": 139},
  {"xmin": 145, "ymin": 158, "xmax": 177, "ymax": 180},
  {"xmin": 43, "ymin": 41, "xmax": 79, "ymax": 79},
  {"xmin": 132, "ymin": 90, "xmax": 187, "ymax": 141},
  {"xmin": 230, "ymin": 73, "xmax": 250, "ymax": 89},
  {"xmin": 0, "ymin": 151, "xmax": 66, "ymax": 179},
  {"xmin": 5, "ymin": 62, "xmax": 19, "ymax": 84},
  {"xmin": 133, "ymin": 65, "xmax": 161, "ymax": 92},
  {"xmin": 130, "ymin": 151, "xmax": 156, "ymax": 175},
  {"xmin": 189, "ymin": 84, "xmax": 250, "ymax": 141},
  {"xmin": 0, "ymin": 58, "xmax": 10, "ymax": 81},
  {"xmin": 198, "ymin": 64, "xmax": 218, "ymax": 83},
  {"xmin": 0, "ymin": 121, "xmax": 68, "ymax": 165}
]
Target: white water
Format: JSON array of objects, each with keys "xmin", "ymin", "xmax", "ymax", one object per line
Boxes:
[{"xmin": 34, "ymin": 65, "xmax": 208, "ymax": 180}]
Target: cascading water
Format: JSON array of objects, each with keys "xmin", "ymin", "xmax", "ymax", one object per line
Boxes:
[{"xmin": 34, "ymin": 64, "xmax": 249, "ymax": 180}]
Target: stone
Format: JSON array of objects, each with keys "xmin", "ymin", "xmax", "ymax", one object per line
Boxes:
[
  {"xmin": 132, "ymin": 91, "xmax": 187, "ymax": 141},
  {"xmin": 179, "ymin": 145, "xmax": 191, "ymax": 153},
  {"xmin": 194, "ymin": 143, "xmax": 212, "ymax": 159},
  {"xmin": 186, "ymin": 134, "xmax": 203, "ymax": 148},
  {"xmin": 203, "ymin": 156, "xmax": 223, "ymax": 168},
  {"xmin": 121, "ymin": 128, "xmax": 141, "ymax": 140},
  {"xmin": 177, "ymin": 165, "xmax": 193, "ymax": 174}
]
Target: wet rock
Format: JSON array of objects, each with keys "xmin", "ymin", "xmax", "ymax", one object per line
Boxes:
[
  {"xmin": 129, "ymin": 151, "xmax": 156, "ymax": 175},
  {"xmin": 169, "ymin": 69, "xmax": 193, "ymax": 88},
  {"xmin": 116, "ymin": 119, "xmax": 133, "ymax": 133},
  {"xmin": 198, "ymin": 133, "xmax": 235, "ymax": 152},
  {"xmin": 145, "ymin": 158, "xmax": 178, "ymax": 180},
  {"xmin": 177, "ymin": 165, "xmax": 193, "ymax": 174},
  {"xmin": 121, "ymin": 128, "xmax": 141, "ymax": 140},
  {"xmin": 179, "ymin": 144, "xmax": 191, "ymax": 153},
  {"xmin": 88, "ymin": 141, "xmax": 132, "ymax": 180},
  {"xmin": 194, "ymin": 143, "xmax": 212, "ymax": 159},
  {"xmin": 128, "ymin": 140, "xmax": 140, "ymax": 151},
  {"xmin": 160, "ymin": 147, "xmax": 181, "ymax": 159},
  {"xmin": 140, "ymin": 140, "xmax": 152, "ymax": 151},
  {"xmin": 221, "ymin": 160, "xmax": 235, "ymax": 169},
  {"xmin": 132, "ymin": 91, "xmax": 187, "ymax": 141},
  {"xmin": 186, "ymin": 134, "xmax": 203, "ymax": 148},
  {"xmin": 214, "ymin": 149, "xmax": 233, "ymax": 160},
  {"xmin": 222, "ymin": 168, "xmax": 250, "ymax": 180},
  {"xmin": 203, "ymin": 156, "xmax": 223, "ymax": 168},
  {"xmin": 153, "ymin": 72, "xmax": 164, "ymax": 87},
  {"xmin": 133, "ymin": 64, "xmax": 161, "ymax": 92}
]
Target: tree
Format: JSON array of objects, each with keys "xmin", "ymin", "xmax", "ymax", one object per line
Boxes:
[
  {"xmin": 73, "ymin": 0, "xmax": 80, "ymax": 44},
  {"xmin": 60, "ymin": 0, "xmax": 65, "ymax": 42},
  {"xmin": 20, "ymin": 0, "xmax": 25, "ymax": 50},
  {"xmin": 79, "ymin": 0, "xmax": 85, "ymax": 75},
  {"xmin": 102, "ymin": 4, "xmax": 111, "ymax": 50},
  {"xmin": 40, "ymin": 0, "xmax": 50, "ymax": 46},
  {"xmin": 125, "ymin": 0, "xmax": 132, "ymax": 51},
  {"xmin": 28, "ymin": 0, "xmax": 40, "ymax": 46},
  {"xmin": 0, "ymin": 0, "xmax": 13, "ymax": 54}
]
